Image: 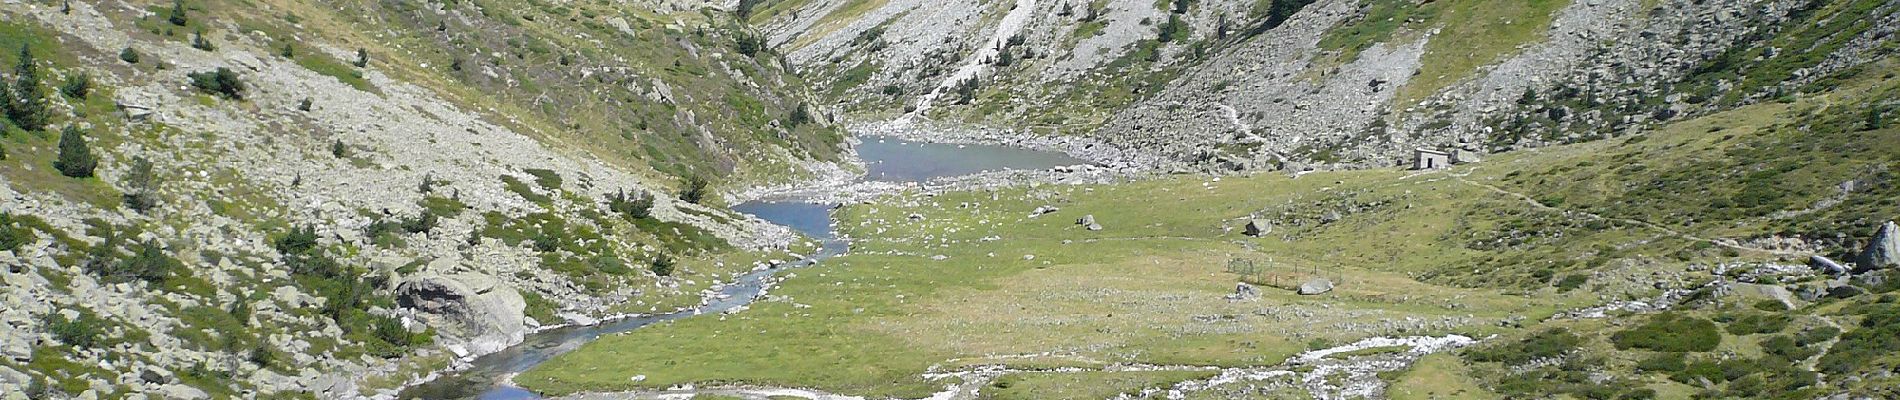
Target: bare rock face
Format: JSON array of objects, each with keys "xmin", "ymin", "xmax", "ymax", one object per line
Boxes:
[
  {"xmin": 1857, "ymin": 221, "xmax": 1900, "ymax": 272},
  {"xmin": 397, "ymin": 274, "xmax": 527, "ymax": 356}
]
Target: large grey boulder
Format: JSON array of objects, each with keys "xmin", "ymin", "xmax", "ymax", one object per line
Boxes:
[
  {"xmin": 0, "ymin": 365, "xmax": 28, "ymax": 387},
  {"xmin": 1858, "ymin": 221, "xmax": 1900, "ymax": 272},
  {"xmin": 1297, "ymin": 278, "xmax": 1334, "ymax": 295},
  {"xmin": 1226, "ymin": 283, "xmax": 1260, "ymax": 300},
  {"xmin": 156, "ymin": 384, "xmax": 209, "ymax": 400},
  {"xmin": 397, "ymin": 273, "xmax": 527, "ymax": 356},
  {"xmin": 1452, "ymin": 149, "xmax": 1483, "ymax": 164},
  {"xmin": 138, "ymin": 365, "xmax": 173, "ymax": 384},
  {"xmin": 1809, "ymin": 255, "xmax": 1850, "ymax": 276},
  {"xmin": 1826, "ymin": 279, "xmax": 1867, "ymax": 299},
  {"xmin": 0, "ymin": 331, "xmax": 28, "ymax": 363},
  {"xmin": 1244, "ymin": 219, "xmax": 1272, "ymax": 237},
  {"xmin": 1078, "ymin": 215, "xmax": 1102, "ymax": 230}
]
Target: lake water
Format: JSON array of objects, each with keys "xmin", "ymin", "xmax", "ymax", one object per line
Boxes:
[
  {"xmin": 856, "ymin": 136, "xmax": 1088, "ymax": 182},
  {"xmin": 402, "ymin": 136, "xmax": 1083, "ymax": 399}
]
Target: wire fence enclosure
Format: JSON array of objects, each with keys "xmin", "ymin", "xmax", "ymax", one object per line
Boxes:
[{"xmin": 1225, "ymin": 257, "xmax": 1344, "ymax": 290}]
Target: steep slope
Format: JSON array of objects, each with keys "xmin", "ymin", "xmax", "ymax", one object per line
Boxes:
[
  {"xmin": 758, "ymin": 0, "xmax": 1897, "ymax": 170},
  {"xmin": 0, "ymin": 0, "xmax": 831, "ymax": 399}
]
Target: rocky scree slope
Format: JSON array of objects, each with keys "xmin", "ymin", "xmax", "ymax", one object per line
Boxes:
[
  {"xmin": 0, "ymin": 0, "xmax": 829, "ymax": 399},
  {"xmin": 756, "ymin": 0, "xmax": 1897, "ymax": 170}
]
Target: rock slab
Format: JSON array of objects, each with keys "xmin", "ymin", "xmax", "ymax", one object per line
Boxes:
[
  {"xmin": 1857, "ymin": 220, "xmax": 1900, "ymax": 272},
  {"xmin": 1298, "ymin": 278, "xmax": 1334, "ymax": 295},
  {"xmin": 397, "ymin": 273, "xmax": 528, "ymax": 356}
]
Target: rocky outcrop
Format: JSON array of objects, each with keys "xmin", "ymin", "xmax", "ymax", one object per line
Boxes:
[
  {"xmin": 397, "ymin": 274, "xmax": 528, "ymax": 356},
  {"xmin": 1857, "ymin": 221, "xmax": 1900, "ymax": 272}
]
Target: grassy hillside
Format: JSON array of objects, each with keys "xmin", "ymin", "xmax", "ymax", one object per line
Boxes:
[
  {"xmin": 0, "ymin": 1, "xmax": 839, "ymax": 398},
  {"xmin": 1316, "ymin": 0, "xmax": 1570, "ymax": 108},
  {"xmin": 200, "ymin": 0, "xmax": 844, "ymax": 187}
]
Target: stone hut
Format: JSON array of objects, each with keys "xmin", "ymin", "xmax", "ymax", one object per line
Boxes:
[{"xmin": 1413, "ymin": 149, "xmax": 1451, "ymax": 170}]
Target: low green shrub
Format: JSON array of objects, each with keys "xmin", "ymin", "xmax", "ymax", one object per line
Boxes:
[
  {"xmin": 1612, "ymin": 313, "xmax": 1720, "ymax": 352},
  {"xmin": 1467, "ymin": 328, "xmax": 1583, "ymax": 365},
  {"xmin": 0, "ymin": 212, "xmax": 31, "ymax": 252},
  {"xmin": 1722, "ymin": 313, "xmax": 1789, "ymax": 335},
  {"xmin": 187, "ymin": 67, "xmax": 244, "ymax": 99},
  {"xmin": 606, "ymin": 189, "xmax": 652, "ymax": 220},
  {"xmin": 45, "ymin": 309, "xmax": 106, "ymax": 348}
]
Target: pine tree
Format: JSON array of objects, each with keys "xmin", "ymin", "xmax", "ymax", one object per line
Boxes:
[
  {"xmin": 0, "ymin": 78, "xmax": 12, "ymax": 128},
  {"xmin": 8, "ymin": 45, "xmax": 49, "ymax": 131},
  {"xmin": 789, "ymin": 102, "xmax": 814, "ymax": 126},
  {"xmin": 735, "ymin": 31, "xmax": 764, "ymax": 57},
  {"xmin": 735, "ymin": 0, "xmax": 765, "ymax": 20},
  {"xmin": 607, "ymin": 189, "xmax": 653, "ymax": 220},
  {"xmin": 1868, "ymin": 106, "xmax": 1887, "ymax": 131},
  {"xmin": 1216, "ymin": 14, "xmax": 1230, "ymax": 39},
  {"xmin": 1158, "ymin": 15, "xmax": 1186, "ymax": 42},
  {"xmin": 191, "ymin": 29, "xmax": 215, "ymax": 51},
  {"xmin": 168, "ymin": 0, "xmax": 188, "ymax": 26},
  {"xmin": 679, "ymin": 177, "xmax": 709, "ymax": 204},
  {"xmin": 54, "ymin": 126, "xmax": 96, "ymax": 178},
  {"xmin": 121, "ymin": 239, "xmax": 179, "ymax": 283},
  {"xmin": 188, "ymin": 67, "xmax": 245, "ymax": 99},
  {"xmin": 955, "ymin": 78, "xmax": 979, "ymax": 105},
  {"xmin": 60, "ymin": 73, "xmax": 91, "ymax": 99},
  {"xmin": 123, "ymin": 157, "xmax": 159, "ymax": 213},
  {"xmin": 649, "ymin": 254, "xmax": 676, "ymax": 277}
]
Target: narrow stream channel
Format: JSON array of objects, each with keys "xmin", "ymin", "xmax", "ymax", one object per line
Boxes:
[{"xmin": 400, "ymin": 135, "xmax": 1086, "ymax": 399}]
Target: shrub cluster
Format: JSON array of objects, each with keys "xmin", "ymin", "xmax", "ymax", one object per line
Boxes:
[
  {"xmin": 81, "ymin": 231, "xmax": 182, "ymax": 285},
  {"xmin": 1610, "ymin": 313, "xmax": 1720, "ymax": 352},
  {"xmin": 45, "ymin": 309, "xmax": 107, "ymax": 348},
  {"xmin": 606, "ymin": 189, "xmax": 653, "ymax": 220},
  {"xmin": 1467, "ymin": 328, "xmax": 1583, "ymax": 365},
  {"xmin": 187, "ymin": 67, "xmax": 244, "ymax": 99},
  {"xmin": 0, "ymin": 212, "xmax": 30, "ymax": 252},
  {"xmin": 272, "ymin": 225, "xmax": 430, "ymax": 358}
]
